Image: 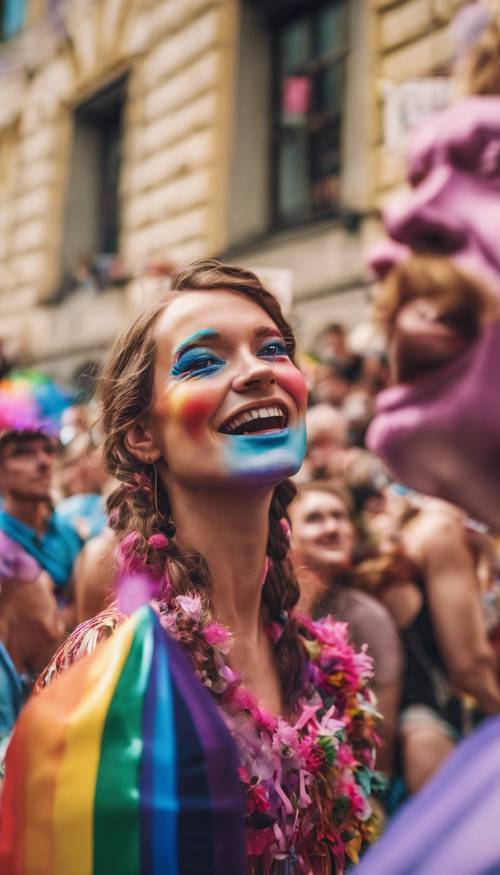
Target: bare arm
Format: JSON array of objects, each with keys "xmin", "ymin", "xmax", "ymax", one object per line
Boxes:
[
  {"xmin": 74, "ymin": 528, "xmax": 118, "ymax": 624},
  {"xmin": 0, "ymin": 571, "xmax": 66, "ymax": 676},
  {"xmin": 415, "ymin": 512, "xmax": 500, "ymax": 715}
]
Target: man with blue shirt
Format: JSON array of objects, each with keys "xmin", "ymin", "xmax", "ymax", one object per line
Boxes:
[
  {"xmin": 0, "ymin": 430, "xmax": 82, "ymax": 599},
  {"xmin": 0, "ymin": 427, "xmax": 82, "ymax": 740}
]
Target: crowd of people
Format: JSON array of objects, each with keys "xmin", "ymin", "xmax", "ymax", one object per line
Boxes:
[{"xmin": 0, "ymin": 4, "xmax": 498, "ymax": 874}]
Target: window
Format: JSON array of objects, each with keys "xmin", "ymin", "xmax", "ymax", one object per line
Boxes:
[
  {"xmin": 0, "ymin": 0, "xmax": 26, "ymax": 40},
  {"xmin": 271, "ymin": 1, "xmax": 349, "ymax": 226},
  {"xmin": 58, "ymin": 77, "xmax": 126, "ymax": 298}
]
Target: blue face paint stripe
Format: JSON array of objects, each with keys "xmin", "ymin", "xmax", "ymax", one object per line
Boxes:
[
  {"xmin": 173, "ymin": 329, "xmax": 220, "ymax": 359},
  {"xmin": 223, "ymin": 421, "xmax": 307, "ymax": 482}
]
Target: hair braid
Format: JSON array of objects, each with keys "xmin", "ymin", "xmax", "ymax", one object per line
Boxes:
[{"xmin": 264, "ymin": 479, "xmax": 306, "ymax": 707}]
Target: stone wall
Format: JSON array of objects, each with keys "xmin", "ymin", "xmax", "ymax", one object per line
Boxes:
[
  {"xmin": 0, "ymin": 0, "xmax": 237, "ymax": 380},
  {"xmin": 372, "ymin": 0, "xmax": 465, "ymax": 201}
]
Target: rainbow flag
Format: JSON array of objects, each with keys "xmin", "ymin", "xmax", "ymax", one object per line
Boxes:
[{"xmin": 0, "ymin": 606, "xmax": 245, "ymax": 875}]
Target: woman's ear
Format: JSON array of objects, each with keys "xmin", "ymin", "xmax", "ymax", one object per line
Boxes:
[{"xmin": 124, "ymin": 421, "xmax": 162, "ymax": 464}]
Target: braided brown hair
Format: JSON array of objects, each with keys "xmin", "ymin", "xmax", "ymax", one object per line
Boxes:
[{"xmin": 100, "ymin": 258, "xmax": 306, "ymax": 706}]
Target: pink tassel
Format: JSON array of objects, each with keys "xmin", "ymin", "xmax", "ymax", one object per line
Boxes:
[{"xmin": 148, "ymin": 533, "xmax": 169, "ymax": 549}]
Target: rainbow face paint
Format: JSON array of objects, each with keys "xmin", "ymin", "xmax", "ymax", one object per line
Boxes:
[
  {"xmin": 166, "ymin": 383, "xmax": 220, "ymax": 442},
  {"xmin": 153, "ymin": 309, "xmax": 308, "ymax": 486},
  {"xmin": 223, "ymin": 421, "xmax": 307, "ymax": 484}
]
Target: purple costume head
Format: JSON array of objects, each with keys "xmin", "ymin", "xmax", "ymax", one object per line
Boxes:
[{"xmin": 366, "ymin": 16, "xmax": 500, "ymax": 531}]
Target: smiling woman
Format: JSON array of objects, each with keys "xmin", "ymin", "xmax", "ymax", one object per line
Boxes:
[{"xmin": 2, "ymin": 260, "xmax": 380, "ymax": 875}]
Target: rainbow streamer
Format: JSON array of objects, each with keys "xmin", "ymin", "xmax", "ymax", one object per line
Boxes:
[{"xmin": 0, "ymin": 606, "xmax": 245, "ymax": 875}]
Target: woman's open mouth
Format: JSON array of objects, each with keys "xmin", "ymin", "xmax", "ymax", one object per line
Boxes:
[{"xmin": 219, "ymin": 405, "xmax": 289, "ymax": 436}]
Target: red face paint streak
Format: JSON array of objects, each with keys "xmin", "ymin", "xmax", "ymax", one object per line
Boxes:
[
  {"xmin": 180, "ymin": 395, "xmax": 214, "ymax": 439},
  {"xmin": 168, "ymin": 382, "xmax": 224, "ymax": 441},
  {"xmin": 276, "ymin": 365, "xmax": 308, "ymax": 412}
]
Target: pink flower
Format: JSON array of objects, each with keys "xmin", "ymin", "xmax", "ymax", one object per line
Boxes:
[
  {"xmin": 246, "ymin": 782, "xmax": 270, "ymax": 815},
  {"xmin": 204, "ymin": 622, "xmax": 232, "ymax": 654},
  {"xmin": 230, "ymin": 685, "xmax": 258, "ymax": 713},
  {"xmin": 298, "ymin": 737, "xmax": 325, "ymax": 774},
  {"xmin": 175, "ymin": 594, "xmax": 203, "ymax": 620},
  {"xmin": 299, "ymin": 768, "xmax": 312, "ymax": 808},
  {"xmin": 293, "ymin": 703, "xmax": 320, "ymax": 732},
  {"xmin": 273, "ymin": 718, "xmax": 299, "ymax": 754},
  {"xmin": 336, "ymin": 743, "xmax": 357, "ymax": 769}
]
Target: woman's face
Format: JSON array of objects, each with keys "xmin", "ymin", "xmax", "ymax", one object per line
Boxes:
[
  {"xmin": 290, "ymin": 490, "xmax": 355, "ymax": 573},
  {"xmin": 147, "ymin": 290, "xmax": 308, "ymax": 490}
]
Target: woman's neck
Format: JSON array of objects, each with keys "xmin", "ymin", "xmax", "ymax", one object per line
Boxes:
[{"xmin": 168, "ymin": 484, "xmax": 273, "ymax": 640}]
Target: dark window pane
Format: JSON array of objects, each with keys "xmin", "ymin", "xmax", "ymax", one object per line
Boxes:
[
  {"xmin": 280, "ymin": 16, "xmax": 310, "ymax": 74},
  {"xmin": 100, "ymin": 123, "xmax": 123, "ymax": 253},
  {"xmin": 315, "ymin": 2, "xmax": 348, "ymax": 58},
  {"xmin": 315, "ymin": 63, "xmax": 344, "ymax": 115},
  {"xmin": 278, "ymin": 134, "xmax": 309, "ymax": 219},
  {"xmin": 310, "ymin": 120, "xmax": 341, "ymax": 210}
]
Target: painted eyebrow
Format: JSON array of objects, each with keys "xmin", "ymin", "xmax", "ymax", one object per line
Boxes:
[
  {"xmin": 254, "ymin": 327, "xmax": 285, "ymax": 341},
  {"xmin": 173, "ymin": 329, "xmax": 220, "ymax": 358}
]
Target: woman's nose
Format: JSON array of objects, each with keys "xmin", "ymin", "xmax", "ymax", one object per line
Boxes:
[
  {"xmin": 384, "ymin": 168, "xmax": 468, "ymax": 254},
  {"xmin": 231, "ymin": 354, "xmax": 276, "ymax": 393}
]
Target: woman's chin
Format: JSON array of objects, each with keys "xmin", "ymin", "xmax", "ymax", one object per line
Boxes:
[{"xmin": 223, "ymin": 425, "xmax": 307, "ymax": 485}]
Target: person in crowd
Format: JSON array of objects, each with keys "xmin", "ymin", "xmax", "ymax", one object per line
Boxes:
[
  {"xmin": 58, "ymin": 402, "xmax": 94, "ymax": 446},
  {"xmin": 311, "ymin": 361, "xmax": 352, "ymax": 407},
  {"xmin": 299, "ymin": 403, "xmax": 350, "ymax": 481},
  {"xmin": 0, "ymin": 260, "xmax": 380, "ymax": 874},
  {"xmin": 290, "ymin": 481, "xmax": 401, "ymax": 778},
  {"xmin": 299, "ymin": 404, "xmax": 388, "ymax": 503},
  {"xmin": 73, "ymin": 524, "xmax": 118, "ymax": 622},
  {"xmin": 363, "ymin": 493, "xmax": 500, "ymax": 793},
  {"xmin": 0, "ymin": 556, "xmax": 64, "ymax": 750},
  {"xmin": 315, "ymin": 323, "xmax": 362, "ymax": 383},
  {"xmin": 56, "ymin": 431, "xmax": 110, "ymax": 541},
  {"xmin": 0, "ymin": 428, "xmax": 82, "ymax": 615},
  {"xmin": 0, "ymin": 426, "xmax": 74, "ymax": 744}
]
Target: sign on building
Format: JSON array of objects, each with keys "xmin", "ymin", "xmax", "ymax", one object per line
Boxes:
[{"xmin": 383, "ymin": 78, "xmax": 453, "ymax": 152}]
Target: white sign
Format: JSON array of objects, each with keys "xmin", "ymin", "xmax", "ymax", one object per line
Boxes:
[{"xmin": 384, "ymin": 78, "xmax": 453, "ymax": 152}]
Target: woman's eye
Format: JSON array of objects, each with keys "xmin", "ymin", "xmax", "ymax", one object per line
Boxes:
[
  {"xmin": 189, "ymin": 355, "xmax": 218, "ymax": 372},
  {"xmin": 171, "ymin": 350, "xmax": 223, "ymax": 377},
  {"xmin": 259, "ymin": 341, "xmax": 289, "ymax": 358}
]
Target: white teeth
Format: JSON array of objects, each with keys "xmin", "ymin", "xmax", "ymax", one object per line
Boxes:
[{"xmin": 223, "ymin": 405, "xmax": 285, "ymax": 434}]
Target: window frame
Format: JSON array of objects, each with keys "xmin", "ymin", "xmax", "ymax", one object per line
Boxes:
[{"xmin": 269, "ymin": 0, "xmax": 350, "ymax": 231}]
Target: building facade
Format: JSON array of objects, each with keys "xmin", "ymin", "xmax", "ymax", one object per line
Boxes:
[{"xmin": 0, "ymin": 0, "xmax": 464, "ymax": 385}]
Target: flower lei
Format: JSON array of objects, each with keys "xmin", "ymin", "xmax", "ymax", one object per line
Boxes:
[{"xmin": 159, "ymin": 594, "xmax": 382, "ymax": 875}]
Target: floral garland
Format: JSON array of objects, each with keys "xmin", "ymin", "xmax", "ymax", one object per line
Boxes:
[{"xmin": 159, "ymin": 594, "xmax": 382, "ymax": 875}]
